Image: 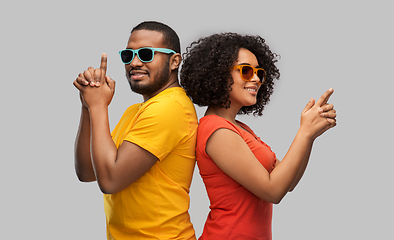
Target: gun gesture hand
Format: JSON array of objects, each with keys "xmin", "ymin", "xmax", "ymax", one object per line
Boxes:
[
  {"xmin": 300, "ymin": 88, "xmax": 337, "ymax": 140},
  {"xmin": 73, "ymin": 54, "xmax": 115, "ymax": 109}
]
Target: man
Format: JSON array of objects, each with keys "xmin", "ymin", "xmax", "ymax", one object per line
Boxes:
[{"xmin": 73, "ymin": 21, "xmax": 198, "ymax": 240}]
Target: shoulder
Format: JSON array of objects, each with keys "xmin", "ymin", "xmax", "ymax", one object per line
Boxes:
[
  {"xmin": 199, "ymin": 115, "xmax": 238, "ymax": 131},
  {"xmin": 198, "ymin": 115, "xmax": 241, "ymax": 143},
  {"xmin": 116, "ymin": 103, "xmax": 142, "ymax": 124},
  {"xmin": 136, "ymin": 89, "xmax": 197, "ymax": 133},
  {"xmin": 143, "ymin": 88, "xmax": 194, "ymax": 115}
]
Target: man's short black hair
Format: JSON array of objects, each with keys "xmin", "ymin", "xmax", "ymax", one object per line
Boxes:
[{"xmin": 132, "ymin": 21, "xmax": 181, "ymax": 54}]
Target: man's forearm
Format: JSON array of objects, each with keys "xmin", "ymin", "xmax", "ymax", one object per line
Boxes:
[
  {"xmin": 89, "ymin": 105, "xmax": 118, "ymax": 190},
  {"xmin": 74, "ymin": 106, "xmax": 96, "ymax": 182}
]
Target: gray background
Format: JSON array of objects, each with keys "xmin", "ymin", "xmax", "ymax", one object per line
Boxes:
[{"xmin": 1, "ymin": 0, "xmax": 393, "ymax": 239}]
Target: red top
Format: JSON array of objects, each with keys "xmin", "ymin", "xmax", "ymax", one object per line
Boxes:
[{"xmin": 196, "ymin": 115, "xmax": 277, "ymax": 240}]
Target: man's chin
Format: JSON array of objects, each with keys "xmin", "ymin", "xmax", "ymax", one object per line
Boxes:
[{"xmin": 128, "ymin": 81, "xmax": 152, "ymax": 95}]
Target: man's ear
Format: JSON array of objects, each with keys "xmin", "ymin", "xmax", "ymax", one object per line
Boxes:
[{"xmin": 170, "ymin": 53, "xmax": 182, "ymax": 71}]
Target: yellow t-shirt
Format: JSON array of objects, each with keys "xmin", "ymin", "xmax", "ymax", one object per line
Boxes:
[{"xmin": 104, "ymin": 87, "xmax": 198, "ymax": 240}]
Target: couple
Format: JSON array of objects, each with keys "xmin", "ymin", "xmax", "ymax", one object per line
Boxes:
[{"xmin": 73, "ymin": 21, "xmax": 337, "ymax": 240}]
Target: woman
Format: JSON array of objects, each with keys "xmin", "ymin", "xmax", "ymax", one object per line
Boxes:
[{"xmin": 180, "ymin": 33, "xmax": 337, "ymax": 239}]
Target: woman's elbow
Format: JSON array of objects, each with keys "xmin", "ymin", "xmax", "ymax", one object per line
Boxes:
[
  {"xmin": 260, "ymin": 190, "xmax": 286, "ymax": 204},
  {"xmin": 270, "ymin": 196, "xmax": 284, "ymax": 205}
]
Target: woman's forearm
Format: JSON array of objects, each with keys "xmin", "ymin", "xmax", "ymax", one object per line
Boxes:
[
  {"xmin": 269, "ymin": 129, "xmax": 313, "ymax": 203},
  {"xmin": 288, "ymin": 140, "xmax": 313, "ymax": 192}
]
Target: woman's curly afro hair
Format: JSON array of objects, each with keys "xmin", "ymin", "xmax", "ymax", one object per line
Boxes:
[{"xmin": 180, "ymin": 32, "xmax": 280, "ymax": 116}]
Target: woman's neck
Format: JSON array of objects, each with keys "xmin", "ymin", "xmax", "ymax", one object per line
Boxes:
[{"xmin": 205, "ymin": 105, "xmax": 240, "ymax": 125}]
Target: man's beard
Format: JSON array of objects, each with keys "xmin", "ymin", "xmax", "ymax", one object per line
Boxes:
[{"xmin": 127, "ymin": 61, "xmax": 170, "ymax": 96}]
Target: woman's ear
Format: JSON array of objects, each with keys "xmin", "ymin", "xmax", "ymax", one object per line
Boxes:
[{"xmin": 170, "ymin": 53, "xmax": 182, "ymax": 71}]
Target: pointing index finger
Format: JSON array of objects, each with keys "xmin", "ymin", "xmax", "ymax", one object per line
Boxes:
[
  {"xmin": 100, "ymin": 53, "xmax": 107, "ymax": 79},
  {"xmin": 316, "ymin": 88, "xmax": 334, "ymax": 107}
]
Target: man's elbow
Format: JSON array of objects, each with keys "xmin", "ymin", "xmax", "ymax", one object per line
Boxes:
[
  {"xmin": 97, "ymin": 179, "xmax": 122, "ymax": 195},
  {"xmin": 76, "ymin": 171, "xmax": 97, "ymax": 183},
  {"xmin": 99, "ymin": 187, "xmax": 114, "ymax": 195}
]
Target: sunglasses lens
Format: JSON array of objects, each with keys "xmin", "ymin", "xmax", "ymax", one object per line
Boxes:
[
  {"xmin": 241, "ymin": 66, "xmax": 254, "ymax": 80},
  {"xmin": 121, "ymin": 50, "xmax": 133, "ymax": 64},
  {"xmin": 257, "ymin": 69, "xmax": 266, "ymax": 82},
  {"xmin": 138, "ymin": 48, "xmax": 154, "ymax": 62}
]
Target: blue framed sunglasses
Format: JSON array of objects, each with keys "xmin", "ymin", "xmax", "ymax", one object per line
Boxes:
[{"xmin": 119, "ymin": 47, "xmax": 176, "ymax": 64}]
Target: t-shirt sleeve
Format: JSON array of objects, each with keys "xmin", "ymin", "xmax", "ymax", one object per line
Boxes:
[
  {"xmin": 122, "ymin": 98, "xmax": 191, "ymax": 161},
  {"xmin": 197, "ymin": 116, "xmax": 241, "ymax": 158}
]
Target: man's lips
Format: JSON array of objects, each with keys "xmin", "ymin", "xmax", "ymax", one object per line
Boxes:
[{"xmin": 129, "ymin": 70, "xmax": 149, "ymax": 80}]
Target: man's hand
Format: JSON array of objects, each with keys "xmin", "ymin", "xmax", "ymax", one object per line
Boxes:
[{"xmin": 73, "ymin": 54, "xmax": 115, "ymax": 109}]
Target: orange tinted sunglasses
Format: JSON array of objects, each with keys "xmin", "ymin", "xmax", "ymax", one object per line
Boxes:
[{"xmin": 232, "ymin": 65, "xmax": 266, "ymax": 84}]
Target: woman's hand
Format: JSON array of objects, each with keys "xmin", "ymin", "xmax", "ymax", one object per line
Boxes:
[{"xmin": 300, "ymin": 88, "xmax": 337, "ymax": 140}]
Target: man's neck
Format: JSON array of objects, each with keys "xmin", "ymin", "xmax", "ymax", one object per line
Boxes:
[{"xmin": 142, "ymin": 79, "xmax": 180, "ymax": 102}]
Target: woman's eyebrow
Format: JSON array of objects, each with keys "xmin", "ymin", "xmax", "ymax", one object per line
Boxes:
[{"xmin": 237, "ymin": 63, "xmax": 261, "ymax": 68}]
